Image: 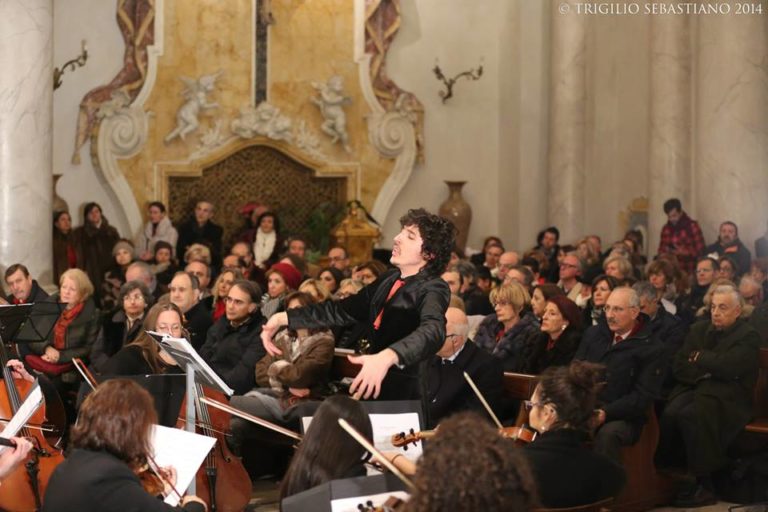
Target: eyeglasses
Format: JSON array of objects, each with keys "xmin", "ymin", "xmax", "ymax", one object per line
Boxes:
[
  {"xmin": 123, "ymin": 294, "xmax": 145, "ymax": 303},
  {"xmin": 559, "ymin": 263, "xmax": 579, "ymax": 269},
  {"xmin": 523, "ymin": 400, "xmax": 550, "ymax": 411},
  {"xmin": 491, "ymin": 300, "xmax": 512, "ymax": 308}
]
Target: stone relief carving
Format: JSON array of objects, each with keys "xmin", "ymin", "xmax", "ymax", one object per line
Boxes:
[
  {"xmin": 164, "ymin": 71, "xmax": 223, "ymax": 144},
  {"xmin": 311, "ymin": 75, "xmax": 352, "ymax": 153},
  {"xmin": 231, "ymin": 102, "xmax": 293, "ymax": 142},
  {"xmin": 295, "ymin": 120, "xmax": 327, "ymax": 161},
  {"xmin": 96, "ymin": 89, "xmax": 149, "ymax": 158},
  {"xmin": 368, "ymin": 94, "xmax": 417, "ymax": 159}
]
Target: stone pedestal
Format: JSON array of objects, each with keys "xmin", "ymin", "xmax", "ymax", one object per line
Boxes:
[{"xmin": 0, "ymin": 0, "xmax": 54, "ymax": 284}]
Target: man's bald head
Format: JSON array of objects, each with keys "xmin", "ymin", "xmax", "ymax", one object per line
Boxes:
[{"xmin": 437, "ymin": 307, "xmax": 469, "ymax": 358}]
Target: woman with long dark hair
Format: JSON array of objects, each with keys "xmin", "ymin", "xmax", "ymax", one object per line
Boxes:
[
  {"xmin": 280, "ymin": 395, "xmax": 372, "ymax": 501},
  {"xmin": 43, "ymin": 380, "xmax": 206, "ymax": 511}
]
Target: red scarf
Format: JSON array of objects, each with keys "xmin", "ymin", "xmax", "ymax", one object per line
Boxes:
[
  {"xmin": 53, "ymin": 302, "xmax": 84, "ymax": 350},
  {"xmin": 213, "ymin": 300, "xmax": 226, "ymax": 322}
]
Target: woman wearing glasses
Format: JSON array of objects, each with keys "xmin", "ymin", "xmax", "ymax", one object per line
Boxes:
[{"xmin": 523, "ymin": 361, "xmax": 626, "ymax": 508}]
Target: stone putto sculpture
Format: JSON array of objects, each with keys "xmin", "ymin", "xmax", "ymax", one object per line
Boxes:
[
  {"xmin": 164, "ymin": 71, "xmax": 222, "ymax": 144},
  {"xmin": 231, "ymin": 102, "xmax": 293, "ymax": 142},
  {"xmin": 311, "ymin": 75, "xmax": 352, "ymax": 153}
]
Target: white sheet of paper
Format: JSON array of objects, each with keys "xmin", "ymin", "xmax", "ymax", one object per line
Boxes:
[
  {"xmin": 0, "ymin": 382, "xmax": 43, "ymax": 453},
  {"xmin": 330, "ymin": 490, "xmax": 410, "ymax": 512},
  {"xmin": 150, "ymin": 424, "xmax": 216, "ymax": 506}
]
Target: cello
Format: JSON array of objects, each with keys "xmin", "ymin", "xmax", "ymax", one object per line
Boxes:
[
  {"xmin": 177, "ymin": 384, "xmax": 251, "ymax": 512},
  {"xmin": 0, "ymin": 343, "xmax": 65, "ymax": 511}
]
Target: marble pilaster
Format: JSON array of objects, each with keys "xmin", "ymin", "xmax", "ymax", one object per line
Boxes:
[
  {"xmin": 0, "ymin": 0, "xmax": 54, "ymax": 284},
  {"xmin": 547, "ymin": 0, "xmax": 587, "ymax": 241},
  {"xmin": 648, "ymin": 12, "xmax": 691, "ymax": 254},
  {"xmin": 693, "ymin": 12, "xmax": 768, "ymax": 248}
]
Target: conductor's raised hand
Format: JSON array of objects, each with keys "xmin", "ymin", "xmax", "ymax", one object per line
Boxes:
[
  {"xmin": 348, "ymin": 349, "xmax": 399, "ymax": 400},
  {"xmin": 260, "ymin": 311, "xmax": 288, "ymax": 356}
]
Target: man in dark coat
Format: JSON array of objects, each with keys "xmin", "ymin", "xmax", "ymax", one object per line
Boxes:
[
  {"xmin": 426, "ymin": 307, "xmax": 503, "ymax": 428},
  {"xmin": 72, "ymin": 202, "xmax": 120, "ymax": 302},
  {"xmin": 199, "ymin": 280, "xmax": 265, "ymax": 395},
  {"xmin": 4, "ymin": 264, "xmax": 49, "ymax": 304},
  {"xmin": 169, "ymin": 272, "xmax": 213, "ymax": 351},
  {"xmin": 261, "ymin": 208, "xmax": 455, "ymax": 414},
  {"xmin": 660, "ymin": 284, "xmax": 763, "ymax": 507},
  {"xmin": 176, "ymin": 200, "xmax": 223, "ymax": 268},
  {"xmin": 704, "ymin": 221, "xmax": 752, "ymax": 279},
  {"xmin": 574, "ymin": 287, "xmax": 665, "ymax": 462}
]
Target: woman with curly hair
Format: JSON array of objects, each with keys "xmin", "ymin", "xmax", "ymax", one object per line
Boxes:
[
  {"xmin": 402, "ymin": 412, "xmax": 537, "ymax": 512},
  {"xmin": 523, "ymin": 361, "xmax": 626, "ymax": 508}
]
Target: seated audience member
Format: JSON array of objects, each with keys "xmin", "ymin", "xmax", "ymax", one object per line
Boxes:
[
  {"xmin": 402, "ymin": 412, "xmax": 537, "ymax": 512},
  {"xmin": 331, "ymin": 278, "xmax": 367, "ymax": 350},
  {"xmin": 426, "ymin": 307, "xmax": 503, "ymax": 428},
  {"xmin": 535, "ymin": 227, "xmax": 561, "ymax": 283},
  {"xmin": 717, "ymin": 255, "xmax": 739, "ymax": 283},
  {"xmin": 660, "ymin": 284, "xmax": 762, "ymax": 507},
  {"xmin": 577, "ymin": 237, "xmax": 604, "ymax": 284},
  {"xmin": 523, "ymin": 296, "xmax": 583, "ymax": 374},
  {"xmin": 185, "ymin": 260, "xmax": 212, "ymax": 302},
  {"xmin": 90, "ymin": 281, "xmax": 152, "ymax": 373},
  {"xmin": 474, "ymin": 282, "xmax": 540, "ymax": 372},
  {"xmin": 750, "ymin": 299, "xmax": 768, "ymax": 343},
  {"xmin": 558, "ymin": 252, "xmax": 586, "ymax": 303},
  {"xmin": 480, "ymin": 242, "xmax": 504, "ymax": 272},
  {"xmin": 756, "ymin": 220, "xmax": 768, "ymax": 259},
  {"xmin": 53, "ymin": 211, "xmax": 77, "ymax": 284},
  {"xmin": 469, "ymin": 236, "xmax": 503, "ymax": 267},
  {"xmin": 4, "ymin": 264, "xmax": 49, "ymax": 304},
  {"xmin": 326, "ymin": 246, "xmax": 351, "ymax": 276},
  {"xmin": 751, "ymin": 258, "xmax": 768, "ymax": 300},
  {"xmin": 603, "ymin": 255, "xmax": 634, "ymax": 286},
  {"xmin": 476, "ymin": 265, "xmax": 493, "ymax": 293},
  {"xmin": 125, "ymin": 261, "xmax": 163, "ymax": 303},
  {"xmin": 504, "ymin": 264, "xmax": 537, "ymax": 296},
  {"xmin": 169, "ymin": 271, "xmax": 212, "ymax": 351},
  {"xmin": 440, "ymin": 266, "xmax": 462, "ymax": 296},
  {"xmin": 150, "ymin": 241, "xmax": 178, "ymax": 293},
  {"xmin": 230, "ymin": 241, "xmax": 260, "ymax": 283},
  {"xmin": 574, "ymin": 287, "xmax": 665, "ymax": 462},
  {"xmin": 521, "ymin": 254, "xmax": 544, "ymax": 287},
  {"xmin": 695, "ymin": 278, "xmax": 738, "ymax": 321},
  {"xmin": 262, "ymin": 262, "xmax": 302, "ymax": 319},
  {"xmin": 352, "ymin": 260, "xmax": 388, "ymax": 286},
  {"xmin": 633, "ymin": 281, "xmax": 687, "ymax": 395},
  {"xmin": 101, "ymin": 303, "xmax": 185, "ymax": 376},
  {"xmin": 298, "ymin": 278, "xmax": 331, "ymax": 303},
  {"xmin": 279, "ymin": 253, "xmax": 309, "ymax": 280},
  {"xmin": 72, "ymin": 202, "xmax": 121, "ymax": 303},
  {"xmin": 523, "ymin": 361, "xmax": 626, "ymax": 508},
  {"xmin": 582, "ymin": 274, "xmax": 619, "ymax": 327},
  {"xmin": 176, "ymin": 200, "xmax": 223, "ymax": 269},
  {"xmin": 200, "ymin": 280, "xmax": 266, "ymax": 395},
  {"xmin": 183, "ymin": 243, "xmax": 212, "ymax": 268},
  {"xmin": 496, "ymin": 251, "xmax": 521, "ymax": 284},
  {"xmin": 334, "ymin": 278, "xmax": 364, "ymax": 300},
  {"xmin": 286, "ymin": 236, "xmax": 321, "ymax": 278},
  {"xmin": 739, "ymin": 274, "xmax": 764, "ymax": 307},
  {"xmin": 646, "ymin": 259, "xmax": 680, "ymax": 315},
  {"xmin": 27, "ymin": 269, "xmax": 101, "ymax": 382},
  {"xmin": 43, "ymin": 380, "xmax": 206, "ymax": 512},
  {"xmin": 704, "ymin": 221, "xmax": 751, "ymax": 280},
  {"xmin": 135, "ymin": 201, "xmax": 178, "ymax": 262},
  {"xmin": 678, "ymin": 256, "xmax": 719, "ymax": 325},
  {"xmin": 245, "ymin": 211, "xmax": 282, "ymax": 270},
  {"xmin": 101, "ymin": 240, "xmax": 135, "ymax": 312},
  {"xmin": 458, "ymin": 264, "xmax": 493, "ymax": 316},
  {"xmin": 530, "ymin": 284, "xmax": 565, "ymax": 321},
  {"xmin": 210, "ymin": 267, "xmax": 244, "ymax": 322},
  {"xmin": 279, "ymin": 395, "xmax": 372, "ymax": 500},
  {"xmin": 229, "ymin": 292, "xmax": 334, "ymax": 450},
  {"xmin": 318, "ymin": 267, "xmax": 343, "ymax": 295}
]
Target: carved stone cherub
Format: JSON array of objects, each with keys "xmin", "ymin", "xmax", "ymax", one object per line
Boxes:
[
  {"xmin": 311, "ymin": 75, "xmax": 352, "ymax": 153},
  {"xmin": 164, "ymin": 71, "xmax": 222, "ymax": 144}
]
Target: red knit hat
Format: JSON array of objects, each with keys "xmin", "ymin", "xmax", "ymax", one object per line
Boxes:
[
  {"xmin": 268, "ymin": 262, "xmax": 303, "ymax": 291},
  {"xmin": 547, "ymin": 295, "xmax": 583, "ymax": 331}
]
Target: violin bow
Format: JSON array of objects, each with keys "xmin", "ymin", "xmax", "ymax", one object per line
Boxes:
[
  {"xmin": 72, "ymin": 358, "xmax": 97, "ymax": 391},
  {"xmin": 463, "ymin": 372, "xmax": 504, "ymax": 429},
  {"xmin": 199, "ymin": 396, "xmax": 303, "ymax": 442},
  {"xmin": 147, "ymin": 453, "xmax": 184, "ymax": 502},
  {"xmin": 337, "ymin": 418, "xmax": 415, "ymax": 491}
]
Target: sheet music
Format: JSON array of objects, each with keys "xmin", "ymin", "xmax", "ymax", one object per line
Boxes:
[
  {"xmin": 330, "ymin": 490, "xmax": 410, "ymax": 512},
  {"xmin": 0, "ymin": 382, "xmax": 43, "ymax": 453},
  {"xmin": 148, "ymin": 331, "xmax": 234, "ymax": 396},
  {"xmin": 150, "ymin": 424, "xmax": 216, "ymax": 506},
  {"xmin": 302, "ymin": 412, "xmax": 423, "ymax": 475}
]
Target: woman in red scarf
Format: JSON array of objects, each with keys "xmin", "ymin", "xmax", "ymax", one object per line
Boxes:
[
  {"xmin": 27, "ymin": 269, "xmax": 101, "ymax": 381},
  {"xmin": 210, "ymin": 267, "xmax": 243, "ymax": 322}
]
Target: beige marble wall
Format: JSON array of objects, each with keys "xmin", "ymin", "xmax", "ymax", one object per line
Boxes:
[{"xmin": 693, "ymin": 11, "xmax": 768, "ymax": 247}]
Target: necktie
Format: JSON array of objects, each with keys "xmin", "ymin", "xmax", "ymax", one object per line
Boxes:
[
  {"xmin": 613, "ymin": 335, "xmax": 623, "ymax": 345},
  {"xmin": 373, "ymin": 279, "xmax": 405, "ymax": 330}
]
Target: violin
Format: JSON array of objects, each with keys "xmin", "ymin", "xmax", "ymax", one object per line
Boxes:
[
  {"xmin": 391, "ymin": 428, "xmax": 435, "ymax": 449},
  {"xmin": 498, "ymin": 424, "xmax": 537, "ymax": 444},
  {"xmin": 356, "ymin": 496, "xmax": 405, "ymax": 511},
  {"xmin": 0, "ymin": 345, "xmax": 65, "ymax": 511},
  {"xmin": 391, "ymin": 423, "xmax": 537, "ymax": 449}
]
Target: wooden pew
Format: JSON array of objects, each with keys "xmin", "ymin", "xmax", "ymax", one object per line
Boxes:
[{"xmin": 744, "ymin": 347, "xmax": 768, "ymax": 435}]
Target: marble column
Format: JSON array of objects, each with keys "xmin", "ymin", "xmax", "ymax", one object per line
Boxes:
[
  {"xmin": 547, "ymin": 0, "xmax": 587, "ymax": 241},
  {"xmin": 0, "ymin": 0, "xmax": 54, "ymax": 284},
  {"xmin": 648, "ymin": 12, "xmax": 691, "ymax": 255},
  {"xmin": 693, "ymin": 11, "xmax": 768, "ymax": 249}
]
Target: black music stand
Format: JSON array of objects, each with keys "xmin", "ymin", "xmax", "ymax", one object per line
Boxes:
[
  {"xmin": 0, "ymin": 302, "xmax": 64, "ymax": 360},
  {"xmin": 281, "ymin": 473, "xmax": 408, "ymax": 512}
]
